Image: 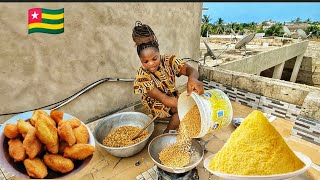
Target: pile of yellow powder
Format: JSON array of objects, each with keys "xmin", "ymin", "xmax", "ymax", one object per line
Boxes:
[{"xmin": 209, "ymin": 110, "xmax": 305, "ymax": 175}]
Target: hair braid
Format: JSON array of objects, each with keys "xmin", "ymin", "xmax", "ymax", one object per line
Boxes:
[{"xmin": 132, "ymin": 21, "xmax": 159, "ymax": 55}]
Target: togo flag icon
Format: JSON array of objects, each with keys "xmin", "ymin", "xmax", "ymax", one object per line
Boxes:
[{"xmin": 28, "ymin": 8, "xmax": 64, "ymax": 34}]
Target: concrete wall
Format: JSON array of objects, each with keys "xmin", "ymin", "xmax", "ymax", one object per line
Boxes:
[
  {"xmin": 303, "ymin": 41, "xmax": 320, "ymax": 87},
  {"xmin": 0, "ymin": 3, "xmax": 202, "ymax": 123},
  {"xmin": 199, "ymin": 66, "xmax": 320, "ymax": 121},
  {"xmin": 218, "ymin": 41, "xmax": 309, "ymax": 75},
  {"xmin": 199, "ymin": 66, "xmax": 320, "ymax": 105},
  {"xmin": 274, "ymin": 41, "xmax": 320, "ymax": 86}
]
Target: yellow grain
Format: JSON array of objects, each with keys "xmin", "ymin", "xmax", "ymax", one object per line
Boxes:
[
  {"xmin": 103, "ymin": 126, "xmax": 148, "ymax": 147},
  {"xmin": 209, "ymin": 110, "xmax": 305, "ymax": 175},
  {"xmin": 159, "ymin": 105, "xmax": 201, "ymax": 168}
]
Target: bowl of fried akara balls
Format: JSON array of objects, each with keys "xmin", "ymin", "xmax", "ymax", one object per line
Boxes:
[{"xmin": 0, "ymin": 110, "xmax": 95, "ymax": 179}]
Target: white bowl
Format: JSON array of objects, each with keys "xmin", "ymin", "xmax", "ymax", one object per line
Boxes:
[
  {"xmin": 203, "ymin": 151, "xmax": 312, "ymax": 180},
  {"xmin": 0, "ymin": 110, "xmax": 95, "ymax": 179}
]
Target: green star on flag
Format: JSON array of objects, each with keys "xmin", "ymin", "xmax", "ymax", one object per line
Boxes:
[{"xmin": 28, "ymin": 8, "xmax": 64, "ymax": 34}]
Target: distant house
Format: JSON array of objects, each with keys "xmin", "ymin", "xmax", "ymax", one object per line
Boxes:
[{"xmin": 261, "ymin": 19, "xmax": 277, "ymax": 30}]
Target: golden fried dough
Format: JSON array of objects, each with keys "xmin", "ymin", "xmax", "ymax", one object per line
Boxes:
[
  {"xmin": 4, "ymin": 123, "xmax": 20, "ymax": 138},
  {"xmin": 17, "ymin": 119, "xmax": 34, "ymax": 138},
  {"xmin": 43, "ymin": 154, "xmax": 74, "ymax": 173},
  {"xmin": 73, "ymin": 124, "xmax": 89, "ymax": 144},
  {"xmin": 50, "ymin": 110, "xmax": 64, "ymax": 124},
  {"xmin": 58, "ymin": 123, "xmax": 76, "ymax": 146},
  {"xmin": 64, "ymin": 144, "xmax": 95, "ymax": 160},
  {"xmin": 59, "ymin": 141, "xmax": 68, "ymax": 154},
  {"xmin": 24, "ymin": 158, "xmax": 48, "ymax": 179},
  {"xmin": 46, "ymin": 137, "xmax": 59, "ymax": 154},
  {"xmin": 8, "ymin": 138, "xmax": 26, "ymax": 162},
  {"xmin": 23, "ymin": 128, "xmax": 42, "ymax": 159},
  {"xmin": 35, "ymin": 115, "xmax": 58, "ymax": 146},
  {"xmin": 30, "ymin": 110, "xmax": 56, "ymax": 127},
  {"xmin": 59, "ymin": 118, "xmax": 81, "ymax": 128}
]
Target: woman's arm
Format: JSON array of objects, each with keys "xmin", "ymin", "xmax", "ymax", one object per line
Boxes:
[
  {"xmin": 146, "ymin": 88, "xmax": 178, "ymax": 109},
  {"xmin": 179, "ymin": 63, "xmax": 204, "ymax": 95}
]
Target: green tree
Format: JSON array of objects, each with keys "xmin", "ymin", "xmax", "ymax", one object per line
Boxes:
[
  {"xmin": 305, "ymin": 18, "xmax": 312, "ymax": 23},
  {"xmin": 292, "ymin": 17, "xmax": 302, "ymax": 23},
  {"xmin": 215, "ymin": 17, "xmax": 224, "ymax": 34},
  {"xmin": 257, "ymin": 29, "xmax": 265, "ymax": 33},
  {"xmin": 265, "ymin": 23, "xmax": 284, "ymax": 37},
  {"xmin": 201, "ymin": 15, "xmax": 211, "ymax": 37},
  {"xmin": 248, "ymin": 22, "xmax": 257, "ymax": 33},
  {"xmin": 306, "ymin": 25, "xmax": 320, "ymax": 38},
  {"xmin": 261, "ymin": 21, "xmax": 268, "ymax": 26}
]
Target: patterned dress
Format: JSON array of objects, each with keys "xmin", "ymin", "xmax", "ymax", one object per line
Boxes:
[{"xmin": 134, "ymin": 54, "xmax": 186, "ymax": 118}]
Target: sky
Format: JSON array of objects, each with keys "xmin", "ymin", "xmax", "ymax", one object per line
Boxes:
[{"xmin": 203, "ymin": 2, "xmax": 320, "ymax": 24}]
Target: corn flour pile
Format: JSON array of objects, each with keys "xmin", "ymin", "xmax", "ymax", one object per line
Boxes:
[
  {"xmin": 209, "ymin": 110, "xmax": 305, "ymax": 175},
  {"xmin": 159, "ymin": 105, "xmax": 201, "ymax": 168}
]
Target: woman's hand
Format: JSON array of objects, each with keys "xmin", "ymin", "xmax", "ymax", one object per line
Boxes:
[
  {"xmin": 147, "ymin": 87, "xmax": 178, "ymax": 108},
  {"xmin": 187, "ymin": 76, "xmax": 204, "ymax": 95},
  {"xmin": 179, "ymin": 63, "xmax": 204, "ymax": 96}
]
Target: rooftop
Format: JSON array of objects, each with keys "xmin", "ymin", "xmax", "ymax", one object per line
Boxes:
[{"xmin": 2, "ymin": 98, "xmax": 319, "ymax": 180}]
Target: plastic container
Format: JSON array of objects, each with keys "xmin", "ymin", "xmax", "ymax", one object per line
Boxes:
[{"xmin": 177, "ymin": 89, "xmax": 233, "ymax": 138}]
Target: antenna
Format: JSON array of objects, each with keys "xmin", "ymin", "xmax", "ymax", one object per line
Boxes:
[
  {"xmin": 282, "ymin": 26, "xmax": 292, "ymax": 42},
  {"xmin": 297, "ymin": 29, "xmax": 307, "ymax": 39},
  {"xmin": 203, "ymin": 40, "xmax": 230, "ymax": 67},
  {"xmin": 283, "ymin": 26, "xmax": 291, "ymax": 37},
  {"xmin": 203, "ymin": 40, "xmax": 216, "ymax": 66},
  {"xmin": 230, "ymin": 28, "xmax": 237, "ymax": 36},
  {"xmin": 235, "ymin": 33, "xmax": 255, "ymax": 56},
  {"xmin": 230, "ymin": 28, "xmax": 237, "ymax": 43}
]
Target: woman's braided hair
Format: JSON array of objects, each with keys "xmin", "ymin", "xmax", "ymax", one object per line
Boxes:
[{"xmin": 132, "ymin": 21, "xmax": 159, "ymax": 55}]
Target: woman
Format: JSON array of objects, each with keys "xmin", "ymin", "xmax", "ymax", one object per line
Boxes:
[{"xmin": 132, "ymin": 21, "xmax": 204, "ymax": 133}]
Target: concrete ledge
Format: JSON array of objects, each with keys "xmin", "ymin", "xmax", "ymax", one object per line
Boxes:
[
  {"xmin": 199, "ymin": 66, "xmax": 320, "ymax": 106},
  {"xmin": 301, "ymin": 91, "xmax": 320, "ymax": 120},
  {"xmin": 219, "ymin": 41, "xmax": 309, "ymax": 74}
]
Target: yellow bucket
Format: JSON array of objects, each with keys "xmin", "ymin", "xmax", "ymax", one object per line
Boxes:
[{"xmin": 177, "ymin": 89, "xmax": 233, "ymax": 138}]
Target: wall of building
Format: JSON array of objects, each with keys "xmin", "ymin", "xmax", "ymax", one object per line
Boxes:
[{"xmin": 0, "ymin": 3, "xmax": 202, "ymax": 123}]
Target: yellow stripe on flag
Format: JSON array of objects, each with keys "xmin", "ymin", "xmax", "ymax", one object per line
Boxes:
[
  {"xmin": 28, "ymin": 23, "xmax": 64, "ymax": 30},
  {"xmin": 42, "ymin": 13, "xmax": 64, "ymax": 20}
]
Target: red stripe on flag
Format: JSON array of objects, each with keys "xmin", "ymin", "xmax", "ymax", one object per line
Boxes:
[{"xmin": 28, "ymin": 8, "xmax": 42, "ymax": 24}]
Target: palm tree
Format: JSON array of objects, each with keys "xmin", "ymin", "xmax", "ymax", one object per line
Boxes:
[
  {"xmin": 249, "ymin": 22, "xmax": 257, "ymax": 33},
  {"xmin": 294, "ymin": 17, "xmax": 302, "ymax": 23},
  {"xmin": 202, "ymin": 15, "xmax": 211, "ymax": 24},
  {"xmin": 215, "ymin": 17, "xmax": 224, "ymax": 34},
  {"xmin": 217, "ymin": 17, "xmax": 224, "ymax": 25},
  {"xmin": 201, "ymin": 15, "xmax": 212, "ymax": 37}
]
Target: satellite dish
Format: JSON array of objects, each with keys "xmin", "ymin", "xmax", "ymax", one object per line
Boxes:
[
  {"xmin": 283, "ymin": 26, "xmax": 291, "ymax": 36},
  {"xmin": 235, "ymin": 33, "xmax": 255, "ymax": 56},
  {"xmin": 235, "ymin": 33, "xmax": 255, "ymax": 49},
  {"xmin": 297, "ymin": 29, "xmax": 307, "ymax": 39},
  {"xmin": 230, "ymin": 28, "xmax": 237, "ymax": 36},
  {"xmin": 297, "ymin": 29, "xmax": 312, "ymax": 39},
  {"xmin": 203, "ymin": 40, "xmax": 230, "ymax": 67},
  {"xmin": 203, "ymin": 40, "xmax": 216, "ymax": 65},
  {"xmin": 229, "ymin": 28, "xmax": 237, "ymax": 44}
]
